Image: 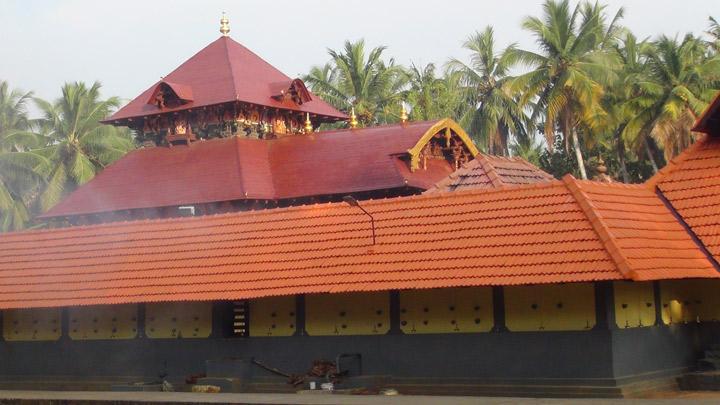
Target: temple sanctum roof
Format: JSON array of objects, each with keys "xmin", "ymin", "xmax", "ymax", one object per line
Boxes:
[
  {"xmin": 41, "ymin": 119, "xmax": 479, "ymax": 219},
  {"xmin": 104, "ymin": 35, "xmax": 347, "ymax": 125}
]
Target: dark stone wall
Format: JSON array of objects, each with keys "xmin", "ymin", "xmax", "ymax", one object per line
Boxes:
[
  {"xmin": 0, "ymin": 330, "xmax": 612, "ymax": 383},
  {"xmin": 611, "ymin": 322, "xmax": 720, "ymax": 380}
]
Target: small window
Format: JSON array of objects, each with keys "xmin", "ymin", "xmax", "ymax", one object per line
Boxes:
[{"xmin": 178, "ymin": 206, "xmax": 196, "ymax": 217}]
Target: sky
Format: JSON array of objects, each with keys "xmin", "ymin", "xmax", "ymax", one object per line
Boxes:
[{"xmin": 1, "ymin": 0, "xmax": 719, "ymax": 115}]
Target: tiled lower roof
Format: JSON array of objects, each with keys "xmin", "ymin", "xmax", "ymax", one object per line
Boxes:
[
  {"xmin": 0, "ymin": 174, "xmax": 716, "ymax": 309},
  {"xmin": 427, "ymin": 154, "xmax": 554, "ymax": 192},
  {"xmin": 649, "ymin": 136, "xmax": 720, "ymax": 260}
]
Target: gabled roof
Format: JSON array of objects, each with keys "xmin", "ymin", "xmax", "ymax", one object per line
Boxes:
[
  {"xmin": 105, "ymin": 36, "xmax": 346, "ymax": 123},
  {"xmin": 426, "ymin": 154, "xmax": 554, "ymax": 193},
  {"xmin": 646, "ymin": 90, "xmax": 720, "ymax": 263},
  {"xmin": 41, "ymin": 120, "xmax": 468, "ymax": 218},
  {"xmin": 647, "ymin": 135, "xmax": 720, "ymax": 260},
  {"xmin": 3, "ymin": 175, "xmax": 716, "ymax": 309}
]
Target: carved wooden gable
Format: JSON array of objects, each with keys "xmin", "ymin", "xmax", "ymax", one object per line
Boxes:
[
  {"xmin": 147, "ymin": 81, "xmax": 194, "ymax": 110},
  {"xmin": 407, "ymin": 119, "xmax": 480, "ymax": 172},
  {"xmin": 270, "ymin": 79, "xmax": 312, "ymax": 105}
]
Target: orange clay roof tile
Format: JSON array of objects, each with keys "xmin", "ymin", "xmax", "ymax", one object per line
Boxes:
[
  {"xmin": 649, "ymin": 135, "xmax": 720, "ymax": 260},
  {"xmin": 0, "ymin": 173, "xmax": 717, "ymax": 309},
  {"xmin": 426, "ymin": 154, "xmax": 554, "ymax": 193}
]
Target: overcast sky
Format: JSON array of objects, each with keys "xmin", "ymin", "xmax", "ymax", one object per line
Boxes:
[{"xmin": 1, "ymin": 0, "xmax": 718, "ymax": 114}]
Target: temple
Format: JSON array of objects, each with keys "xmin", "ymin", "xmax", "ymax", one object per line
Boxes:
[{"xmin": 2, "ymin": 15, "xmax": 720, "ymax": 397}]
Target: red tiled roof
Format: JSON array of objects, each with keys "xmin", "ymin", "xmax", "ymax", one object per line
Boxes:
[
  {"xmin": 648, "ymin": 135, "xmax": 720, "ymax": 260},
  {"xmin": 3, "ymin": 176, "xmax": 716, "ymax": 309},
  {"xmin": 426, "ymin": 154, "xmax": 554, "ymax": 192},
  {"xmin": 566, "ymin": 177, "xmax": 717, "ymax": 281},
  {"xmin": 105, "ymin": 36, "xmax": 346, "ymax": 123},
  {"xmin": 41, "ymin": 121, "xmax": 454, "ymax": 218}
]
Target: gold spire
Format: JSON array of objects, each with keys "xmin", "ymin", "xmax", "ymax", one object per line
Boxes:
[
  {"xmin": 220, "ymin": 12, "xmax": 230, "ymax": 36},
  {"xmin": 304, "ymin": 113, "xmax": 313, "ymax": 134},
  {"xmin": 400, "ymin": 102, "xmax": 409, "ymax": 124},
  {"xmin": 349, "ymin": 107, "xmax": 358, "ymax": 129}
]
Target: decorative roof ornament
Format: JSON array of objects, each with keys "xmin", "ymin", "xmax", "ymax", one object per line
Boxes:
[
  {"xmin": 593, "ymin": 156, "xmax": 614, "ymax": 183},
  {"xmin": 349, "ymin": 107, "xmax": 358, "ymax": 129},
  {"xmin": 304, "ymin": 113, "xmax": 313, "ymax": 134},
  {"xmin": 400, "ymin": 102, "xmax": 409, "ymax": 124},
  {"xmin": 220, "ymin": 12, "xmax": 230, "ymax": 37}
]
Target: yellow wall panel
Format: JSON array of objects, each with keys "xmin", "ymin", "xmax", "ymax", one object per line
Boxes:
[
  {"xmin": 146, "ymin": 302, "xmax": 211, "ymax": 338},
  {"xmin": 505, "ymin": 283, "xmax": 595, "ymax": 331},
  {"xmin": 399, "ymin": 287, "xmax": 493, "ymax": 334},
  {"xmin": 249, "ymin": 296, "xmax": 296, "ymax": 337},
  {"xmin": 3, "ymin": 308, "xmax": 61, "ymax": 341},
  {"xmin": 661, "ymin": 279, "xmax": 720, "ymax": 324},
  {"xmin": 306, "ymin": 292, "xmax": 389, "ymax": 336},
  {"xmin": 614, "ymin": 282, "xmax": 656, "ymax": 328},
  {"xmin": 69, "ymin": 304, "xmax": 137, "ymax": 340}
]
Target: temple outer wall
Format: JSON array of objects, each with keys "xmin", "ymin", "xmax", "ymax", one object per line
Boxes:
[{"xmin": 0, "ymin": 281, "xmax": 716, "ymax": 392}]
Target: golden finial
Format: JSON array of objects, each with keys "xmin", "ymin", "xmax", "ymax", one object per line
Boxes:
[
  {"xmin": 220, "ymin": 12, "xmax": 230, "ymax": 36},
  {"xmin": 304, "ymin": 113, "xmax": 313, "ymax": 134},
  {"xmin": 349, "ymin": 107, "xmax": 358, "ymax": 129},
  {"xmin": 400, "ymin": 102, "xmax": 409, "ymax": 124}
]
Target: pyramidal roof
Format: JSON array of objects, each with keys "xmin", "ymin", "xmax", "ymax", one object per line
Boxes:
[{"xmin": 105, "ymin": 36, "xmax": 347, "ymax": 123}]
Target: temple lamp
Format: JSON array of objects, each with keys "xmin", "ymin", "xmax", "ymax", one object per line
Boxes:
[{"xmin": 342, "ymin": 195, "xmax": 376, "ymax": 245}]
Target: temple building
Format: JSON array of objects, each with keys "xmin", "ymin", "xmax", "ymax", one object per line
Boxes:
[{"xmin": 2, "ymin": 16, "xmax": 720, "ymax": 397}]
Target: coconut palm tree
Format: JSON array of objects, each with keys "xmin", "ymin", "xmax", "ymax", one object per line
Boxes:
[
  {"xmin": 0, "ymin": 81, "xmax": 49, "ymax": 231},
  {"xmin": 404, "ymin": 63, "xmax": 466, "ymax": 122},
  {"xmin": 303, "ymin": 39, "xmax": 406, "ymax": 126},
  {"xmin": 447, "ymin": 26, "xmax": 525, "ymax": 156},
  {"xmin": 0, "ymin": 81, "xmax": 40, "ymax": 151},
  {"xmin": 34, "ymin": 81, "xmax": 135, "ymax": 211},
  {"xmin": 624, "ymin": 35, "xmax": 720, "ymax": 161},
  {"xmin": 708, "ymin": 17, "xmax": 720, "ymax": 54},
  {"xmin": 510, "ymin": 0, "xmax": 623, "ymax": 178},
  {"xmin": 594, "ymin": 32, "xmax": 646, "ymax": 182}
]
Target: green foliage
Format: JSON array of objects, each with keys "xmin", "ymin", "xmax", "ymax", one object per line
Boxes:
[
  {"xmin": 0, "ymin": 81, "xmax": 135, "ymax": 231},
  {"xmin": 448, "ymin": 26, "xmax": 527, "ymax": 155},
  {"xmin": 303, "ymin": 39, "xmax": 407, "ymax": 126},
  {"xmin": 405, "ymin": 63, "xmax": 466, "ymax": 122},
  {"xmin": 34, "ymin": 81, "xmax": 135, "ymax": 211}
]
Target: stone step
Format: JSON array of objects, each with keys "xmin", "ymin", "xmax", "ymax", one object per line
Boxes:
[
  {"xmin": 678, "ymin": 371, "xmax": 720, "ymax": 391},
  {"xmin": 698, "ymin": 358, "xmax": 720, "ymax": 371}
]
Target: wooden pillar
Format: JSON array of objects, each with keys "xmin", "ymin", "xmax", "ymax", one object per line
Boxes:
[
  {"xmin": 388, "ymin": 290, "xmax": 403, "ymax": 334},
  {"xmin": 653, "ymin": 281, "xmax": 663, "ymax": 326},
  {"xmin": 59, "ymin": 307, "xmax": 70, "ymax": 341},
  {"xmin": 137, "ymin": 303, "xmax": 147, "ymax": 338},
  {"xmin": 211, "ymin": 301, "xmax": 234, "ymax": 338},
  {"xmin": 593, "ymin": 282, "xmax": 617, "ymax": 330},
  {"xmin": 492, "ymin": 286, "xmax": 508, "ymax": 332},
  {"xmin": 294, "ymin": 295, "xmax": 306, "ymax": 336}
]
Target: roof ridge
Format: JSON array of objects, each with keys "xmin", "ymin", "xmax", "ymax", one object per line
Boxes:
[
  {"xmin": 562, "ymin": 174, "xmax": 635, "ymax": 280},
  {"xmin": 221, "ymin": 37, "xmax": 241, "ymax": 102},
  {"xmin": 476, "ymin": 154, "xmax": 504, "ymax": 188},
  {"xmin": 21, "ymin": 180, "xmax": 567, "ymax": 240},
  {"xmin": 232, "ymin": 136, "xmax": 247, "ymax": 197},
  {"xmin": 645, "ymin": 135, "xmax": 708, "ymax": 189}
]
